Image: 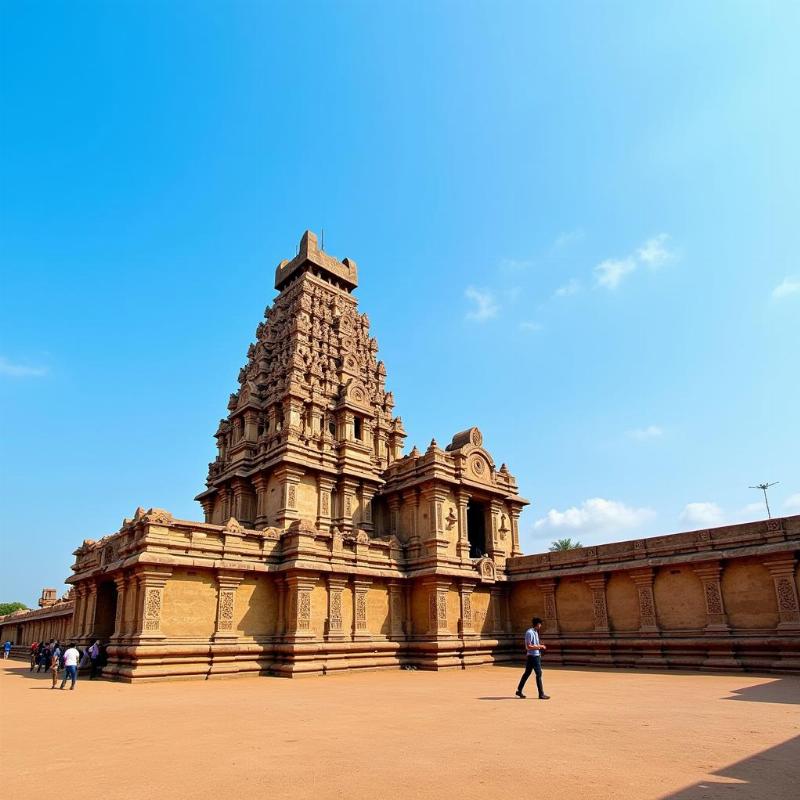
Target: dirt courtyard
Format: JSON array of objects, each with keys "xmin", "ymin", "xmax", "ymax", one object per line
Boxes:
[{"xmin": 1, "ymin": 661, "xmax": 798, "ymax": 800}]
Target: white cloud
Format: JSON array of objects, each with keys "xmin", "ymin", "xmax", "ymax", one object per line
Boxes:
[
  {"xmin": 595, "ymin": 257, "xmax": 637, "ymax": 289},
  {"xmin": 464, "ymin": 286, "xmax": 499, "ymax": 322},
  {"xmin": 679, "ymin": 502, "xmax": 725, "ymax": 528},
  {"xmin": 554, "ymin": 278, "xmax": 581, "ymax": 297},
  {"xmin": 772, "ymin": 276, "xmax": 800, "ymax": 300},
  {"xmin": 595, "ymin": 234, "xmax": 677, "ymax": 289},
  {"xmin": 627, "ymin": 425, "xmax": 663, "ymax": 441},
  {"xmin": 519, "ymin": 321, "xmax": 543, "ymax": 333},
  {"xmin": 533, "ymin": 497, "xmax": 656, "ymax": 537},
  {"xmin": 784, "ymin": 493, "xmax": 800, "ymax": 512},
  {"xmin": 637, "ymin": 234, "xmax": 674, "ymax": 268},
  {"xmin": 0, "ymin": 357, "xmax": 48, "ymax": 378}
]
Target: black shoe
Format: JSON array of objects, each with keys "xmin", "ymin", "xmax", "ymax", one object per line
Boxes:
[
  {"xmin": 539, "ymin": 694, "xmax": 550, "ymax": 700},
  {"xmin": 515, "ymin": 690, "xmax": 526, "ymax": 699}
]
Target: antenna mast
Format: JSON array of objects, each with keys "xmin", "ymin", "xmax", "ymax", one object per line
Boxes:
[{"xmin": 749, "ymin": 481, "xmax": 779, "ymax": 519}]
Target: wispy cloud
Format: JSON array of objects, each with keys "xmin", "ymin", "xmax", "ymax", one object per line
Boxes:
[
  {"xmin": 533, "ymin": 497, "xmax": 655, "ymax": 537},
  {"xmin": 551, "ymin": 229, "xmax": 584, "ymax": 252},
  {"xmin": 498, "ymin": 258, "xmax": 534, "ymax": 275},
  {"xmin": 519, "ymin": 320, "xmax": 543, "ymax": 333},
  {"xmin": 595, "ymin": 257, "xmax": 637, "ymax": 289},
  {"xmin": 637, "ymin": 234, "xmax": 674, "ymax": 268},
  {"xmin": 0, "ymin": 356, "xmax": 49, "ymax": 378},
  {"xmin": 464, "ymin": 286, "xmax": 499, "ymax": 322},
  {"xmin": 554, "ymin": 278, "xmax": 581, "ymax": 297},
  {"xmin": 772, "ymin": 276, "xmax": 800, "ymax": 300},
  {"xmin": 679, "ymin": 502, "xmax": 725, "ymax": 527},
  {"xmin": 785, "ymin": 493, "xmax": 800, "ymax": 512},
  {"xmin": 627, "ymin": 425, "xmax": 663, "ymax": 441},
  {"xmin": 595, "ymin": 234, "xmax": 676, "ymax": 289}
]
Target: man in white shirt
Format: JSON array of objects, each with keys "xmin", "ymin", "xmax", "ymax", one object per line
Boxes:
[
  {"xmin": 516, "ymin": 617, "xmax": 550, "ymax": 699},
  {"xmin": 60, "ymin": 644, "xmax": 81, "ymax": 690}
]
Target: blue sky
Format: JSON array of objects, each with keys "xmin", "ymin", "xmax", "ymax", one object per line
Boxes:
[{"xmin": 1, "ymin": 2, "xmax": 798, "ymax": 606}]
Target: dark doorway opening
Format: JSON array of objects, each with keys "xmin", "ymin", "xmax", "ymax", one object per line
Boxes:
[
  {"xmin": 93, "ymin": 581, "xmax": 118, "ymax": 641},
  {"xmin": 467, "ymin": 500, "xmax": 487, "ymax": 558}
]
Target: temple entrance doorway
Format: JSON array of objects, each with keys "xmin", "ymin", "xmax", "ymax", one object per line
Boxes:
[
  {"xmin": 92, "ymin": 581, "xmax": 118, "ymax": 641},
  {"xmin": 467, "ymin": 500, "xmax": 487, "ymax": 558}
]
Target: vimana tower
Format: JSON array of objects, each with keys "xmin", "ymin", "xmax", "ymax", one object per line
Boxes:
[{"xmin": 66, "ymin": 231, "xmax": 529, "ymax": 680}]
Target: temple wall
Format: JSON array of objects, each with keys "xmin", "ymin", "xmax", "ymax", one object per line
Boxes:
[
  {"xmin": 236, "ymin": 576, "xmax": 278, "ymax": 638},
  {"xmin": 161, "ymin": 570, "xmax": 217, "ymax": 638},
  {"xmin": 506, "ymin": 515, "xmax": 800, "ymax": 672}
]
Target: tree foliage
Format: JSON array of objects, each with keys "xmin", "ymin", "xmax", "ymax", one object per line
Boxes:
[
  {"xmin": 0, "ymin": 601, "xmax": 28, "ymax": 616},
  {"xmin": 549, "ymin": 538, "xmax": 583, "ymax": 551}
]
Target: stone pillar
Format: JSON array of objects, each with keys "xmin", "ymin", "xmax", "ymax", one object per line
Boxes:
[
  {"xmin": 387, "ymin": 495, "xmax": 401, "ymax": 538},
  {"xmin": 317, "ymin": 475, "xmax": 335, "ymax": 533},
  {"xmin": 509, "ymin": 507, "xmax": 523, "ymax": 557},
  {"xmin": 629, "ymin": 568, "xmax": 659, "ymax": 633},
  {"xmin": 401, "ymin": 489, "xmax": 419, "ymax": 552},
  {"xmin": 585, "ymin": 575, "xmax": 610, "ymax": 633},
  {"xmin": 243, "ymin": 410, "xmax": 258, "ymax": 442},
  {"xmin": 538, "ymin": 578, "xmax": 560, "ymax": 634},
  {"xmin": 325, "ymin": 577, "xmax": 347, "ymax": 642},
  {"xmin": 422, "ymin": 578, "xmax": 451, "ymax": 636},
  {"xmin": 69, "ymin": 586, "xmax": 85, "ymax": 640},
  {"xmin": 111, "ymin": 573, "xmax": 128, "ymax": 640},
  {"xmin": 692, "ymin": 561, "xmax": 730, "ymax": 632},
  {"xmin": 764, "ymin": 556, "xmax": 800, "ymax": 630},
  {"xmin": 231, "ymin": 479, "xmax": 251, "ymax": 525},
  {"xmin": 252, "ymin": 474, "xmax": 269, "ymax": 528},
  {"xmin": 388, "ymin": 581, "xmax": 405, "ymax": 638},
  {"xmin": 458, "ymin": 580, "xmax": 477, "ymax": 636},
  {"xmin": 284, "ymin": 575, "xmax": 316, "ymax": 642},
  {"xmin": 132, "ymin": 568, "xmax": 172, "ymax": 639},
  {"xmin": 359, "ymin": 484, "xmax": 376, "ymax": 533},
  {"xmin": 213, "ymin": 570, "xmax": 244, "ymax": 641},
  {"xmin": 199, "ymin": 496, "xmax": 214, "ymax": 524},
  {"xmin": 339, "ymin": 479, "xmax": 358, "ymax": 534},
  {"xmin": 421, "ymin": 486, "xmax": 449, "ymax": 556},
  {"xmin": 275, "ymin": 467, "xmax": 304, "ymax": 529},
  {"xmin": 456, "ymin": 490, "xmax": 470, "ymax": 559},
  {"xmin": 352, "ymin": 578, "xmax": 372, "ymax": 641},
  {"xmin": 83, "ymin": 580, "xmax": 98, "ymax": 641}
]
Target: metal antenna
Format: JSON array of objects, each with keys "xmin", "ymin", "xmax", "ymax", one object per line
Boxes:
[
  {"xmin": 321, "ymin": 228, "xmax": 325, "ymax": 251},
  {"xmin": 749, "ymin": 481, "xmax": 779, "ymax": 519}
]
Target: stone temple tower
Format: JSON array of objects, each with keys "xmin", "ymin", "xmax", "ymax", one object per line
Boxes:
[{"xmin": 196, "ymin": 230, "xmax": 406, "ymax": 534}]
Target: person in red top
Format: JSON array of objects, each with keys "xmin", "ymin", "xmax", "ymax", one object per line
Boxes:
[{"xmin": 29, "ymin": 642, "xmax": 39, "ymax": 672}]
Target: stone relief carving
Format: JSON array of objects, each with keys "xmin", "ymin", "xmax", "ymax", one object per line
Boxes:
[
  {"xmin": 776, "ymin": 578, "xmax": 798, "ymax": 612},
  {"xmin": 298, "ymin": 591, "xmax": 311, "ymax": 630},
  {"xmin": 704, "ymin": 582, "xmax": 723, "ymax": 615},
  {"xmin": 218, "ymin": 590, "xmax": 235, "ymax": 630},
  {"xmin": 355, "ymin": 592, "xmax": 368, "ymax": 629}
]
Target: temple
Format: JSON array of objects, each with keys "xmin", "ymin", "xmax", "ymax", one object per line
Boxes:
[{"xmin": 2, "ymin": 231, "xmax": 799, "ymax": 679}]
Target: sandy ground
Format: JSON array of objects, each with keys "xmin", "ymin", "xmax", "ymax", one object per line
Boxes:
[{"xmin": 1, "ymin": 661, "xmax": 798, "ymax": 800}]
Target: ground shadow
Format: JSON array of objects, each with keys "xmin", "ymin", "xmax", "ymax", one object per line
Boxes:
[
  {"xmin": 722, "ymin": 677, "xmax": 800, "ymax": 705},
  {"xmin": 477, "ymin": 696, "xmax": 519, "ymax": 701},
  {"xmin": 661, "ymin": 735, "xmax": 800, "ymax": 799}
]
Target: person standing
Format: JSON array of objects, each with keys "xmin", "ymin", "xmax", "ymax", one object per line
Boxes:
[
  {"xmin": 516, "ymin": 617, "xmax": 550, "ymax": 700},
  {"xmin": 3, "ymin": 640, "xmax": 11, "ymax": 659},
  {"xmin": 60, "ymin": 643, "xmax": 80, "ymax": 690},
  {"xmin": 88, "ymin": 640, "xmax": 101, "ymax": 679},
  {"xmin": 29, "ymin": 641, "xmax": 39, "ymax": 671},
  {"xmin": 49, "ymin": 642, "xmax": 62, "ymax": 689}
]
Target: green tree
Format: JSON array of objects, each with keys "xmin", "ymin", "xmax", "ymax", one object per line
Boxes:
[
  {"xmin": 0, "ymin": 601, "xmax": 28, "ymax": 616},
  {"xmin": 549, "ymin": 538, "xmax": 583, "ymax": 551}
]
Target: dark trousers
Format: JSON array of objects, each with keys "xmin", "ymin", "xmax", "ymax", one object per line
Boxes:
[{"xmin": 517, "ymin": 655, "xmax": 544, "ymax": 697}]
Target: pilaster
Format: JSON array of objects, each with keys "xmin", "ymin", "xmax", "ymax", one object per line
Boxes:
[
  {"xmin": 585, "ymin": 575, "xmax": 610, "ymax": 633},
  {"xmin": 537, "ymin": 578, "xmax": 560, "ymax": 635},
  {"xmin": 388, "ymin": 580, "xmax": 406, "ymax": 639},
  {"xmin": 275, "ymin": 466, "xmax": 304, "ymax": 529},
  {"xmin": 764, "ymin": 556, "xmax": 800, "ymax": 630},
  {"xmin": 284, "ymin": 574, "xmax": 316, "ymax": 642},
  {"xmin": 456, "ymin": 490, "xmax": 470, "ymax": 560},
  {"xmin": 316, "ymin": 475, "xmax": 335, "ymax": 533},
  {"xmin": 213, "ymin": 569, "xmax": 244, "ymax": 641},
  {"xmin": 692, "ymin": 561, "xmax": 730, "ymax": 632},
  {"xmin": 629, "ymin": 568, "xmax": 660, "ymax": 633},
  {"xmin": 325, "ymin": 576, "xmax": 347, "ymax": 642},
  {"xmin": 132, "ymin": 568, "xmax": 172, "ymax": 640},
  {"xmin": 458, "ymin": 580, "xmax": 477, "ymax": 636},
  {"xmin": 421, "ymin": 578, "xmax": 451, "ymax": 637},
  {"xmin": 352, "ymin": 578, "xmax": 372, "ymax": 641}
]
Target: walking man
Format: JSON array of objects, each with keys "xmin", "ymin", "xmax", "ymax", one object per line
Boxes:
[
  {"xmin": 516, "ymin": 616, "xmax": 550, "ymax": 700},
  {"xmin": 60, "ymin": 643, "xmax": 80, "ymax": 690},
  {"xmin": 3, "ymin": 640, "xmax": 11, "ymax": 659}
]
